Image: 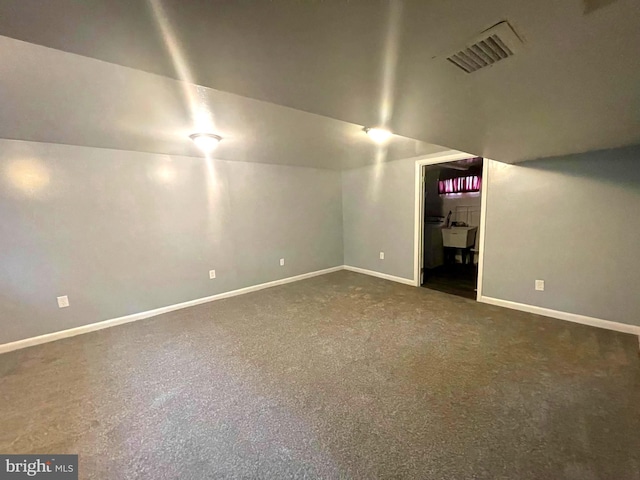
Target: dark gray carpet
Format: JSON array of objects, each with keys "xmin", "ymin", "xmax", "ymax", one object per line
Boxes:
[{"xmin": 1, "ymin": 271, "xmax": 639, "ymax": 479}]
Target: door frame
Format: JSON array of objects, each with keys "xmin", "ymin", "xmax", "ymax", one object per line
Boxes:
[{"xmin": 412, "ymin": 151, "xmax": 490, "ymax": 301}]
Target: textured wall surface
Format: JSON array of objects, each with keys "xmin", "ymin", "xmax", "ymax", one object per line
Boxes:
[
  {"xmin": 482, "ymin": 145, "xmax": 640, "ymax": 326},
  {"xmin": 0, "ymin": 140, "xmax": 343, "ymax": 343},
  {"xmin": 342, "ymin": 158, "xmax": 416, "ymax": 281},
  {"xmin": 3, "ymin": 139, "xmax": 639, "ymax": 343}
]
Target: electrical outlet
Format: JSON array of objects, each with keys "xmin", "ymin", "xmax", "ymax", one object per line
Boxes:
[
  {"xmin": 535, "ymin": 280, "xmax": 545, "ymax": 291},
  {"xmin": 57, "ymin": 295, "xmax": 69, "ymax": 308},
  {"xmin": 209, "ymin": 270, "xmax": 216, "ymax": 279},
  {"xmin": 379, "ymin": 252, "xmax": 385, "ymax": 260},
  {"xmin": 280, "ymin": 258, "xmax": 285, "ymax": 266}
]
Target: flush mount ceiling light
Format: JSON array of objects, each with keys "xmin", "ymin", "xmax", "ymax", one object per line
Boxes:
[
  {"xmin": 189, "ymin": 133, "xmax": 222, "ymax": 153},
  {"xmin": 364, "ymin": 127, "xmax": 393, "ymax": 143}
]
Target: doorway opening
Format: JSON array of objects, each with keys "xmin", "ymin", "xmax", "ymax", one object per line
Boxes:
[{"xmin": 420, "ymin": 157, "xmax": 484, "ymax": 299}]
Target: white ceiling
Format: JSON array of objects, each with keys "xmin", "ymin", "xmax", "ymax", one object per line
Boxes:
[
  {"xmin": 0, "ymin": 0, "xmax": 639, "ymax": 165},
  {"xmin": 0, "ymin": 36, "xmax": 445, "ymax": 170}
]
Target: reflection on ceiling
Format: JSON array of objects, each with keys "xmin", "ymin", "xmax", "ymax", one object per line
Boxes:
[
  {"xmin": 0, "ymin": 0, "xmax": 638, "ymax": 164},
  {"xmin": 0, "ymin": 36, "xmax": 445, "ymax": 170}
]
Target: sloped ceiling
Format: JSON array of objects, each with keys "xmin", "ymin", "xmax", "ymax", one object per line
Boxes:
[
  {"xmin": 0, "ymin": 0, "xmax": 639, "ymax": 165},
  {"xmin": 0, "ymin": 36, "xmax": 444, "ymax": 170}
]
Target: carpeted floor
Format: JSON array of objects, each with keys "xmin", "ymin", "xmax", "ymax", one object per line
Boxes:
[{"xmin": 1, "ymin": 270, "xmax": 639, "ymax": 479}]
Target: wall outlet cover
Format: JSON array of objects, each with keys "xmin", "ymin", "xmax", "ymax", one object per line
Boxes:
[
  {"xmin": 57, "ymin": 295, "xmax": 69, "ymax": 308},
  {"xmin": 280, "ymin": 258, "xmax": 285, "ymax": 266},
  {"xmin": 209, "ymin": 270, "xmax": 216, "ymax": 279},
  {"xmin": 535, "ymin": 280, "xmax": 545, "ymax": 291},
  {"xmin": 380, "ymin": 252, "xmax": 385, "ymax": 260}
]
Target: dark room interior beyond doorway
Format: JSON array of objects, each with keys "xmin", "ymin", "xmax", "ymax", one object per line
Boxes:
[{"xmin": 422, "ymin": 157, "xmax": 483, "ymax": 300}]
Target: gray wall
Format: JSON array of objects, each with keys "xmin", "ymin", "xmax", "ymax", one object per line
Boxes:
[
  {"xmin": 5, "ymin": 138, "xmax": 638, "ymax": 344},
  {"xmin": 342, "ymin": 158, "xmax": 416, "ymax": 281},
  {"xmin": 342, "ymin": 145, "xmax": 640, "ymax": 328},
  {"xmin": 482, "ymin": 145, "xmax": 640, "ymax": 327},
  {"xmin": 0, "ymin": 139, "xmax": 343, "ymax": 344}
]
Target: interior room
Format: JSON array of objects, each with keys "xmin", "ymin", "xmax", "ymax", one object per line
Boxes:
[
  {"xmin": 422, "ymin": 157, "xmax": 483, "ymax": 299},
  {"xmin": 1, "ymin": 1, "xmax": 639, "ymax": 478}
]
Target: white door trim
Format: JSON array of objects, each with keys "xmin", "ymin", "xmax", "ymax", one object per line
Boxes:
[
  {"xmin": 475, "ymin": 159, "xmax": 490, "ymax": 300},
  {"xmin": 413, "ymin": 151, "xmax": 490, "ymax": 298}
]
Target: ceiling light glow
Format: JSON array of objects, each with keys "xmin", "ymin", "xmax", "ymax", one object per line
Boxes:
[
  {"xmin": 364, "ymin": 127, "xmax": 392, "ymax": 143},
  {"xmin": 189, "ymin": 133, "xmax": 222, "ymax": 153}
]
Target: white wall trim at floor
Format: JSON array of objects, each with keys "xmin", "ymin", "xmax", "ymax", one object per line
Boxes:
[
  {"xmin": 6, "ymin": 268, "xmax": 635, "ymax": 355},
  {"xmin": 479, "ymin": 295, "xmax": 640, "ymax": 336},
  {"xmin": 0, "ymin": 265, "xmax": 344, "ymax": 355},
  {"xmin": 343, "ymin": 265, "xmax": 415, "ymax": 286}
]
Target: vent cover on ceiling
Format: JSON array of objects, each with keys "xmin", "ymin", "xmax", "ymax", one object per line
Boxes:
[{"xmin": 446, "ymin": 21, "xmax": 523, "ymax": 74}]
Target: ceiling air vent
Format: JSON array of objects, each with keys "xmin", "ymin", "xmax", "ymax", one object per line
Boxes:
[{"xmin": 446, "ymin": 21, "xmax": 523, "ymax": 74}]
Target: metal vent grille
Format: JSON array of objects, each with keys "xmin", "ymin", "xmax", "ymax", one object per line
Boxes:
[{"xmin": 446, "ymin": 21, "xmax": 522, "ymax": 74}]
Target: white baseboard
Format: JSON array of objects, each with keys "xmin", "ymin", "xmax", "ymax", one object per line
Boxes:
[
  {"xmin": 479, "ymin": 295, "xmax": 640, "ymax": 336},
  {"xmin": 0, "ymin": 265, "xmax": 344, "ymax": 355},
  {"xmin": 343, "ymin": 265, "xmax": 415, "ymax": 286},
  {"xmin": 7, "ymin": 269, "xmax": 634, "ymax": 355}
]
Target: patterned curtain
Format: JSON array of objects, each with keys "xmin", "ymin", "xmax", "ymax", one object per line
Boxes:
[{"xmin": 438, "ymin": 175, "xmax": 481, "ymax": 194}]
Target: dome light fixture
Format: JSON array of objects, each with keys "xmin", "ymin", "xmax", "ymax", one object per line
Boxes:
[
  {"xmin": 189, "ymin": 133, "xmax": 222, "ymax": 153},
  {"xmin": 364, "ymin": 127, "xmax": 392, "ymax": 143}
]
